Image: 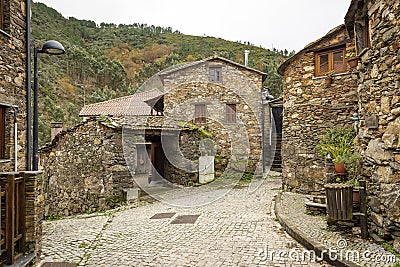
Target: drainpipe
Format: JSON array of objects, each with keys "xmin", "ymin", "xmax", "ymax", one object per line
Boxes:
[
  {"xmin": 26, "ymin": 0, "xmax": 32, "ymax": 171},
  {"xmin": 352, "ymin": 112, "xmax": 359, "ymax": 133},
  {"xmin": 269, "ymin": 108, "xmax": 273, "ymax": 146}
]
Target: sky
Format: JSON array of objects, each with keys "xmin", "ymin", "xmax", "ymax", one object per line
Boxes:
[{"xmin": 35, "ymin": 0, "xmax": 351, "ymax": 53}]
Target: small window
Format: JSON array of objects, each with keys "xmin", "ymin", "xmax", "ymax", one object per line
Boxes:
[
  {"xmin": 0, "ymin": 0, "xmax": 4, "ymax": 31},
  {"xmin": 315, "ymin": 48, "xmax": 346, "ymax": 77},
  {"xmin": 0, "ymin": 107, "xmax": 5, "ymax": 159},
  {"xmin": 226, "ymin": 104, "xmax": 236, "ymax": 123},
  {"xmin": 355, "ymin": 16, "xmax": 371, "ymax": 53},
  {"xmin": 195, "ymin": 104, "xmax": 206, "ymax": 123},
  {"xmin": 209, "ymin": 66, "xmax": 222, "ymax": 82}
]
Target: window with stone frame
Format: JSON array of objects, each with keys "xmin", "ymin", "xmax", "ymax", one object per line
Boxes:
[
  {"xmin": 195, "ymin": 104, "xmax": 206, "ymax": 124},
  {"xmin": 0, "ymin": 106, "xmax": 6, "ymax": 159},
  {"xmin": 0, "ymin": 0, "xmax": 5, "ymax": 31},
  {"xmin": 355, "ymin": 16, "xmax": 371, "ymax": 54},
  {"xmin": 209, "ymin": 66, "xmax": 222, "ymax": 83},
  {"xmin": 315, "ymin": 47, "xmax": 346, "ymax": 77},
  {"xmin": 226, "ymin": 103, "xmax": 236, "ymax": 123}
]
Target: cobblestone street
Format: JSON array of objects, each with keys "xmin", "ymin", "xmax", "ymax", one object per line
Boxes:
[{"xmin": 40, "ymin": 178, "xmax": 330, "ymax": 267}]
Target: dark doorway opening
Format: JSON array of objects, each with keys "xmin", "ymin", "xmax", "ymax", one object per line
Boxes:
[
  {"xmin": 271, "ymin": 101, "xmax": 283, "ymax": 171},
  {"xmin": 150, "ymin": 142, "xmax": 165, "ymax": 182}
]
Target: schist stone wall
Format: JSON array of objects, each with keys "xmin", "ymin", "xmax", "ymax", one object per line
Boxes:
[
  {"xmin": 0, "ymin": 0, "xmax": 46, "ymax": 262},
  {"xmin": 39, "ymin": 118, "xmax": 135, "ymax": 217},
  {"xmin": 350, "ymin": 0, "xmax": 400, "ymax": 246},
  {"xmin": 40, "ymin": 117, "xmax": 204, "ymax": 216},
  {"xmin": 279, "ymin": 26, "xmax": 358, "ymax": 193},
  {"xmin": 0, "ymin": 0, "xmax": 28, "ymax": 171},
  {"xmin": 161, "ymin": 129, "xmax": 203, "ymax": 185},
  {"xmin": 161, "ymin": 58, "xmax": 264, "ymax": 175}
]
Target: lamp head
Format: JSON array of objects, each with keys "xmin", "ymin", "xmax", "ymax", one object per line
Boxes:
[
  {"xmin": 40, "ymin": 40, "xmax": 65, "ymax": 55},
  {"xmin": 266, "ymin": 95, "xmax": 275, "ymax": 101}
]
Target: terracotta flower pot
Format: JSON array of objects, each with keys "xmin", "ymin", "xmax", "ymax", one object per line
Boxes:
[
  {"xmin": 347, "ymin": 57, "xmax": 359, "ymax": 68},
  {"xmin": 334, "ymin": 162, "xmax": 347, "ymax": 174},
  {"xmin": 325, "ymin": 76, "xmax": 333, "ymax": 84}
]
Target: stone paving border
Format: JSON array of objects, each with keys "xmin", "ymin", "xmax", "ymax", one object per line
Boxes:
[{"xmin": 275, "ymin": 191, "xmax": 400, "ymax": 267}]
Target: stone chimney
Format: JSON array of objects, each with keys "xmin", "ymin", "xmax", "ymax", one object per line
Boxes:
[
  {"xmin": 50, "ymin": 122, "xmax": 63, "ymax": 141},
  {"xmin": 244, "ymin": 50, "xmax": 250, "ymax": 67}
]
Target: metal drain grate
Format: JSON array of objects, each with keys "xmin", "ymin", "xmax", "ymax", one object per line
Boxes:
[
  {"xmin": 150, "ymin": 212, "xmax": 176, "ymax": 219},
  {"xmin": 170, "ymin": 215, "xmax": 200, "ymax": 224}
]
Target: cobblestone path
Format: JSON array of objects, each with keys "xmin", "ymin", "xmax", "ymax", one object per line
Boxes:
[{"xmin": 40, "ymin": 178, "xmax": 331, "ymax": 266}]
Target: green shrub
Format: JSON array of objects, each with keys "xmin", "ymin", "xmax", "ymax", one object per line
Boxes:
[{"xmin": 316, "ymin": 127, "xmax": 356, "ymax": 162}]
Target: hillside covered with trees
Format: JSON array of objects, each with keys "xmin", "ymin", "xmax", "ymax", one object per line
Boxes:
[{"xmin": 31, "ymin": 2, "xmax": 292, "ymax": 145}]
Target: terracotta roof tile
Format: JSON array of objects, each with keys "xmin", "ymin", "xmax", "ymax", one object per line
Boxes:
[{"xmin": 79, "ymin": 89, "xmax": 164, "ymax": 117}]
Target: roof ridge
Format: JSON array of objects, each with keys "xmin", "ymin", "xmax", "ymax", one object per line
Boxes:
[
  {"xmin": 82, "ymin": 88, "xmax": 163, "ymax": 108},
  {"xmin": 79, "ymin": 88, "xmax": 165, "ymax": 117},
  {"xmin": 82, "ymin": 94, "xmax": 135, "ymax": 108}
]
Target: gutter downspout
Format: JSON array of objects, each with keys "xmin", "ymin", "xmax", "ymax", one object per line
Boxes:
[
  {"xmin": 270, "ymin": 109, "xmax": 273, "ymax": 146},
  {"xmin": 26, "ymin": 0, "xmax": 32, "ymax": 171}
]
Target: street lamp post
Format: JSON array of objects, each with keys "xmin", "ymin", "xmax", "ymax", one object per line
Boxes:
[{"xmin": 32, "ymin": 40, "xmax": 65, "ymax": 171}]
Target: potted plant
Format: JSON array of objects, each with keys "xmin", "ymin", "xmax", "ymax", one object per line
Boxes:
[
  {"xmin": 347, "ymin": 177, "xmax": 360, "ymax": 204},
  {"xmin": 332, "ymin": 154, "xmax": 347, "ymax": 174},
  {"xmin": 345, "ymin": 51, "xmax": 359, "ymax": 68},
  {"xmin": 316, "ymin": 127, "xmax": 356, "ymax": 175},
  {"xmin": 318, "ymin": 129, "xmax": 364, "ymax": 224},
  {"xmin": 325, "ymin": 70, "xmax": 335, "ymax": 84},
  {"xmin": 344, "ymin": 152, "xmax": 362, "ymax": 204}
]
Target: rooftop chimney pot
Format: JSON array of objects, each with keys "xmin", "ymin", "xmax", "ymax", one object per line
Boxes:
[
  {"xmin": 50, "ymin": 122, "xmax": 63, "ymax": 142},
  {"xmin": 244, "ymin": 50, "xmax": 250, "ymax": 67}
]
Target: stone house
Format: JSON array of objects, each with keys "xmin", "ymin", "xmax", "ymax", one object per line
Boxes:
[
  {"xmin": 345, "ymin": 0, "xmax": 400, "ymax": 247},
  {"xmin": 40, "ymin": 56, "xmax": 268, "ymax": 216},
  {"xmin": 40, "ymin": 117, "xmax": 133, "ymax": 217},
  {"xmin": 1, "ymin": 0, "xmax": 45, "ymax": 265},
  {"xmin": 278, "ymin": 25, "xmax": 358, "ymax": 193},
  {"xmin": 279, "ymin": 0, "xmax": 400, "ymax": 250}
]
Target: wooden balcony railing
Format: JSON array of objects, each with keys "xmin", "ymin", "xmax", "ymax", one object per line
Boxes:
[{"xmin": 0, "ymin": 172, "xmax": 26, "ymax": 265}]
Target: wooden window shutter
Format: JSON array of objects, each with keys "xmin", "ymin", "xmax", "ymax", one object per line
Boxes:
[
  {"xmin": 195, "ymin": 104, "xmax": 206, "ymax": 123},
  {"xmin": 0, "ymin": 107, "xmax": 5, "ymax": 158},
  {"xmin": 226, "ymin": 104, "xmax": 236, "ymax": 123}
]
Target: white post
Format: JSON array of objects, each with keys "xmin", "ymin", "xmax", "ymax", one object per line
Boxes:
[{"xmin": 199, "ymin": 156, "xmax": 215, "ymax": 184}]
